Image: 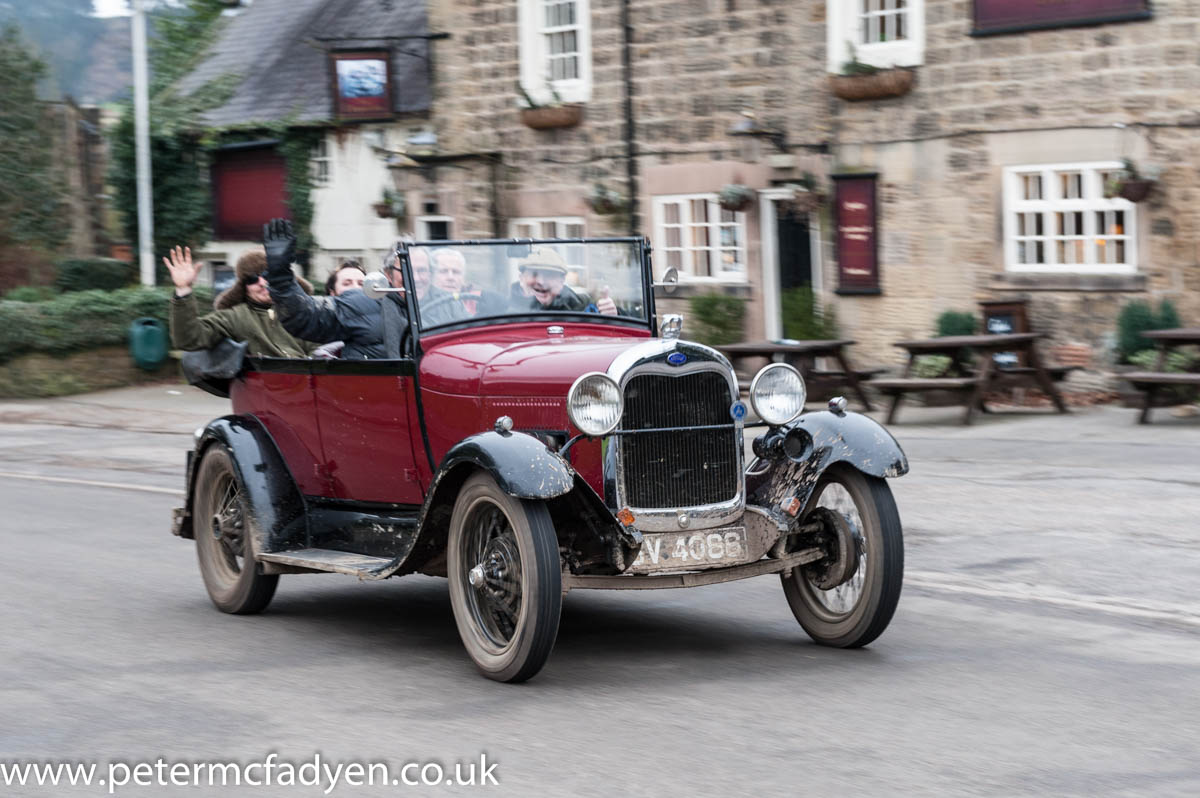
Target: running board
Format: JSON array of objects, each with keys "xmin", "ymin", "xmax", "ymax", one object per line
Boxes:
[
  {"xmin": 563, "ymin": 548, "xmax": 823, "ymax": 591},
  {"xmin": 258, "ymin": 549, "xmax": 394, "ymax": 578}
]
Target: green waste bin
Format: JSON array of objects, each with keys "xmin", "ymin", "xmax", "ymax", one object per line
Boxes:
[{"xmin": 129, "ymin": 317, "xmax": 168, "ymax": 370}]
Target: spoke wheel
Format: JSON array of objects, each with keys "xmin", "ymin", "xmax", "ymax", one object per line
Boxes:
[
  {"xmin": 193, "ymin": 446, "xmax": 278, "ymax": 614},
  {"xmin": 781, "ymin": 465, "xmax": 903, "ymax": 648},
  {"xmin": 448, "ymin": 472, "xmax": 562, "ymax": 683}
]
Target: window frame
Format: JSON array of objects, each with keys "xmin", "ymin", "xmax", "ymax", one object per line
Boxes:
[
  {"xmin": 518, "ymin": 0, "xmax": 592, "ymax": 105},
  {"xmin": 1002, "ymin": 161, "xmax": 1137, "ymax": 275},
  {"xmin": 826, "ymin": 0, "xmax": 925, "ymax": 73},
  {"xmin": 309, "ymin": 136, "xmax": 331, "ymax": 188},
  {"xmin": 651, "ymin": 193, "xmax": 749, "ymax": 284}
]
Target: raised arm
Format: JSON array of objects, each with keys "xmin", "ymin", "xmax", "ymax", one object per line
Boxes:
[{"xmin": 263, "ymin": 218, "xmax": 347, "ymax": 344}]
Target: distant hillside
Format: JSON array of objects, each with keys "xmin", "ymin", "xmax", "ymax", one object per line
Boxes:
[{"xmin": 0, "ymin": 1, "xmax": 131, "ymax": 103}]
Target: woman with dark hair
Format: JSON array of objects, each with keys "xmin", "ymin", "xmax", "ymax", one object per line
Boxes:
[{"xmin": 324, "ymin": 260, "xmax": 366, "ymax": 296}]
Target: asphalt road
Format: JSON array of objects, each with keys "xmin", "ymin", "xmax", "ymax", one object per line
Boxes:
[{"xmin": 2, "ymin": 393, "xmax": 1199, "ymax": 796}]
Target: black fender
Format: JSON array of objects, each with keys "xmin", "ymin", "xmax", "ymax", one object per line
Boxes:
[
  {"xmin": 397, "ymin": 431, "xmax": 636, "ymax": 577},
  {"xmin": 748, "ymin": 410, "xmax": 908, "ymax": 512},
  {"xmin": 179, "ymin": 416, "xmax": 307, "ymax": 553},
  {"xmin": 438, "ymin": 430, "xmax": 576, "ymax": 500}
]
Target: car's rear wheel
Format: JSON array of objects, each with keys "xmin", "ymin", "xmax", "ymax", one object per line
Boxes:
[
  {"xmin": 447, "ymin": 472, "xmax": 562, "ymax": 683},
  {"xmin": 781, "ymin": 465, "xmax": 903, "ymax": 648},
  {"xmin": 193, "ymin": 445, "xmax": 278, "ymax": 614}
]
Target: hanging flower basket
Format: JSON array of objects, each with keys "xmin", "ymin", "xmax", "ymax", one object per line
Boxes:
[
  {"xmin": 372, "ymin": 202, "xmax": 395, "ymax": 218},
  {"xmin": 520, "ymin": 104, "xmax": 584, "ymax": 130},
  {"xmin": 829, "ymin": 68, "xmax": 915, "ymax": 101},
  {"xmin": 1116, "ymin": 179, "xmax": 1155, "ymax": 203},
  {"xmin": 586, "ymin": 184, "xmax": 627, "ymax": 216},
  {"xmin": 718, "ymin": 184, "xmax": 756, "ymax": 212}
]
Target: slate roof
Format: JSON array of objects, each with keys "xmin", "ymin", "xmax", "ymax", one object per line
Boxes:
[{"xmin": 178, "ymin": 0, "xmax": 431, "ymax": 128}]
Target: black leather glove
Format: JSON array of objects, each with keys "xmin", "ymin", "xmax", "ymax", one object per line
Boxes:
[{"xmin": 263, "ymin": 218, "xmax": 296, "ymax": 276}]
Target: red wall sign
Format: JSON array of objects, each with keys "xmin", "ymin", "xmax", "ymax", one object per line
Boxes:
[
  {"xmin": 331, "ymin": 51, "xmax": 393, "ymax": 120},
  {"xmin": 973, "ymin": 0, "xmax": 1150, "ymax": 35},
  {"xmin": 833, "ymin": 174, "xmax": 880, "ymax": 295}
]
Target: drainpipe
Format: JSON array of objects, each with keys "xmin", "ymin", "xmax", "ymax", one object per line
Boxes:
[{"xmin": 620, "ymin": 0, "xmax": 640, "ymax": 234}]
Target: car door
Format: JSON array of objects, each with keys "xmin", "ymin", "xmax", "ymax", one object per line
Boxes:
[{"xmin": 310, "ymin": 359, "xmax": 426, "ymax": 505}]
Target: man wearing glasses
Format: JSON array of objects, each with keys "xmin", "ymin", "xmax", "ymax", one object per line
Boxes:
[{"xmin": 165, "ymin": 245, "xmax": 315, "ymax": 357}]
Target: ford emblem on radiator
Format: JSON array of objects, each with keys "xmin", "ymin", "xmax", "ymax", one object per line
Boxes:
[{"xmin": 666, "ymin": 352, "xmax": 687, "ymax": 366}]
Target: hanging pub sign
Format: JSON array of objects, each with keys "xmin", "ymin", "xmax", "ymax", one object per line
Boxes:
[
  {"xmin": 331, "ymin": 50, "xmax": 393, "ymax": 120},
  {"xmin": 972, "ymin": 0, "xmax": 1150, "ymax": 36},
  {"xmin": 833, "ymin": 173, "xmax": 880, "ymax": 295}
]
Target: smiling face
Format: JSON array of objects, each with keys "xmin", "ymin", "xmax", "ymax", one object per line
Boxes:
[{"xmin": 527, "ymin": 267, "xmax": 565, "ymax": 306}]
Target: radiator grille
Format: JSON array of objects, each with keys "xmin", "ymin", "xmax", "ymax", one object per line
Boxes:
[{"xmin": 620, "ymin": 370, "xmax": 739, "ymax": 508}]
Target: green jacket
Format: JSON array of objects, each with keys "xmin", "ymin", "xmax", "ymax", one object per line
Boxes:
[{"xmin": 169, "ymin": 292, "xmax": 313, "ymax": 357}]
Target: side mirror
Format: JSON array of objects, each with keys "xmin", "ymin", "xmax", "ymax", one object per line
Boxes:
[
  {"xmin": 363, "ymin": 271, "xmax": 404, "ymax": 300},
  {"xmin": 506, "ymin": 243, "xmax": 533, "ymax": 258},
  {"xmin": 658, "ymin": 267, "xmax": 679, "ymax": 294}
]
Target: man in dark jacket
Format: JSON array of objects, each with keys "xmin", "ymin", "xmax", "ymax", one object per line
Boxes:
[{"xmin": 264, "ymin": 219, "xmax": 400, "ymax": 359}]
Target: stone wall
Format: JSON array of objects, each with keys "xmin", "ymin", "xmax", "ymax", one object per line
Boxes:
[{"xmin": 424, "ymin": 0, "xmax": 1199, "ymax": 367}]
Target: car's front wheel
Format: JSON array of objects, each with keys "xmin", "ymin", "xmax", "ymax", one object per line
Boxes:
[
  {"xmin": 781, "ymin": 465, "xmax": 903, "ymax": 648},
  {"xmin": 193, "ymin": 445, "xmax": 279, "ymax": 614},
  {"xmin": 447, "ymin": 472, "xmax": 562, "ymax": 683}
]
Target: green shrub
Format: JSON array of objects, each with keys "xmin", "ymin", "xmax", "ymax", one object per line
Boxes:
[
  {"xmin": 936, "ymin": 310, "xmax": 977, "ymax": 337},
  {"xmin": 54, "ymin": 258, "xmax": 138, "ymax": 293},
  {"xmin": 688, "ymin": 293, "xmax": 746, "ymax": 346},
  {"xmin": 0, "ymin": 286, "xmax": 199, "ymax": 363},
  {"xmin": 781, "ymin": 285, "xmax": 838, "ymax": 340},
  {"xmin": 1117, "ymin": 299, "xmax": 1182, "ymax": 362},
  {"xmin": 1127, "ymin": 347, "xmax": 1197, "ymax": 373},
  {"xmin": 3, "ymin": 285, "xmax": 58, "ymax": 302}
]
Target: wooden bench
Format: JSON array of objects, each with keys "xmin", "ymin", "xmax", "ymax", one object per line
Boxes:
[
  {"xmin": 1123, "ymin": 371, "xmax": 1200, "ymax": 423},
  {"xmin": 868, "ymin": 377, "xmax": 980, "ymax": 424}
]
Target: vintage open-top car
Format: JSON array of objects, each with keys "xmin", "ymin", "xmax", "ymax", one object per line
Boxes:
[{"xmin": 172, "ymin": 237, "xmax": 908, "ymax": 682}]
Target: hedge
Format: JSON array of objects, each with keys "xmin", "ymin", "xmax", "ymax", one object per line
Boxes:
[
  {"xmin": 0, "ymin": 286, "xmax": 212, "ymax": 363},
  {"xmin": 54, "ymin": 258, "xmax": 139, "ymax": 293}
]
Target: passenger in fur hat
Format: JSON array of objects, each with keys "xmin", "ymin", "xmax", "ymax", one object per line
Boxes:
[{"xmin": 166, "ymin": 245, "xmax": 316, "ymax": 358}]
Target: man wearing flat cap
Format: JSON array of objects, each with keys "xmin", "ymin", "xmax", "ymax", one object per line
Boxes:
[{"xmin": 512, "ymin": 246, "xmax": 590, "ymax": 312}]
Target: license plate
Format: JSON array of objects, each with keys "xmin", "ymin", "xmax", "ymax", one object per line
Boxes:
[{"xmin": 628, "ymin": 526, "xmax": 749, "ymax": 574}]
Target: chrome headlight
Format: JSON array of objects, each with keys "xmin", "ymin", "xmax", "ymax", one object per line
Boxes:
[
  {"xmin": 749, "ymin": 363, "xmax": 806, "ymax": 426},
  {"xmin": 567, "ymin": 372, "xmax": 623, "ymax": 437}
]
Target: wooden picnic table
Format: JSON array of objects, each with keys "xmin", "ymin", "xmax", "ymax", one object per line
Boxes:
[
  {"xmin": 870, "ymin": 332, "xmax": 1069, "ymax": 425},
  {"xmin": 715, "ymin": 339, "xmax": 875, "ymax": 411},
  {"xmin": 1124, "ymin": 328, "xmax": 1200, "ymax": 423}
]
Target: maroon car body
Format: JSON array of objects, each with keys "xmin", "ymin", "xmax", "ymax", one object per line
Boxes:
[{"xmin": 173, "ymin": 237, "xmax": 909, "ymax": 682}]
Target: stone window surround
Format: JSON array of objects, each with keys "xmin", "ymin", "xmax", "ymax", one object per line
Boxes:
[
  {"xmin": 1002, "ymin": 161, "xmax": 1137, "ymax": 276},
  {"xmin": 652, "ymin": 193, "xmax": 749, "ymax": 284},
  {"xmin": 416, "ymin": 215, "xmax": 454, "ymax": 241},
  {"xmin": 518, "ymin": 0, "xmax": 593, "ymax": 105},
  {"xmin": 826, "ymin": 0, "xmax": 926, "ymax": 73}
]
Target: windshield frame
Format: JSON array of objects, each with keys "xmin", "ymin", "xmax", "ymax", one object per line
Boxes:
[{"xmin": 396, "ymin": 236, "xmax": 657, "ymax": 340}]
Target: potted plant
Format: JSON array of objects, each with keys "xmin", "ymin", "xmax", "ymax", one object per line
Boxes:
[
  {"xmin": 585, "ymin": 183, "xmax": 627, "ymax": 216},
  {"xmin": 517, "ymin": 83, "xmax": 584, "ymax": 130},
  {"xmin": 828, "ymin": 44, "xmax": 915, "ymax": 101},
  {"xmin": 373, "ymin": 188, "xmax": 405, "ymax": 219},
  {"xmin": 1104, "ymin": 158, "xmax": 1161, "ymax": 203},
  {"xmin": 718, "ymin": 184, "xmax": 756, "ymax": 212}
]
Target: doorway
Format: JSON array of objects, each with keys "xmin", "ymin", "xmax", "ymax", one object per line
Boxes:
[{"xmin": 758, "ymin": 188, "xmax": 823, "ymax": 340}]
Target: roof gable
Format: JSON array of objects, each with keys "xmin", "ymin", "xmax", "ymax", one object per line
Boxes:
[{"xmin": 178, "ymin": 0, "xmax": 430, "ymax": 128}]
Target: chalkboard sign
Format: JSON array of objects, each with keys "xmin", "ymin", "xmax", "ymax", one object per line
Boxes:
[
  {"xmin": 833, "ymin": 173, "xmax": 880, "ymax": 295},
  {"xmin": 980, "ymin": 299, "xmax": 1029, "ymax": 366}
]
